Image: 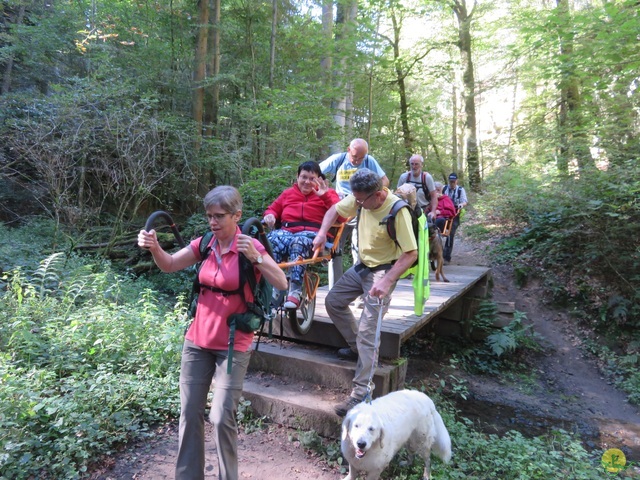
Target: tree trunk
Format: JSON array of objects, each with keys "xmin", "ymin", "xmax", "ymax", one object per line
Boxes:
[
  {"xmin": 192, "ymin": 0, "xmax": 209, "ymax": 196},
  {"xmin": 269, "ymin": 0, "xmax": 277, "ymax": 90},
  {"xmin": 204, "ymin": 0, "xmax": 221, "ymax": 139},
  {"xmin": 316, "ymin": 0, "xmax": 334, "ymax": 156},
  {"xmin": 1, "ymin": 5, "xmax": 27, "ymax": 95},
  {"xmin": 555, "ymin": 0, "xmax": 588, "ymax": 173},
  {"xmin": 334, "ymin": 0, "xmax": 357, "ymax": 137},
  {"xmin": 390, "ymin": 6, "xmax": 413, "ymax": 155},
  {"xmin": 192, "ymin": 0, "xmax": 209, "ymax": 148},
  {"xmin": 265, "ymin": 0, "xmax": 278, "ymax": 163},
  {"xmin": 451, "ymin": 81, "xmax": 459, "ymax": 173},
  {"xmin": 453, "ymin": 0, "xmax": 480, "ymax": 191}
]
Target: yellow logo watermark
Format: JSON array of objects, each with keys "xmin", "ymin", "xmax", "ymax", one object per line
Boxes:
[{"xmin": 601, "ymin": 448, "xmax": 626, "ymax": 473}]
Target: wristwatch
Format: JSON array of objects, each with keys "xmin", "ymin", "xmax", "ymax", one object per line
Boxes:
[{"xmin": 252, "ymin": 255, "xmax": 263, "ymax": 266}]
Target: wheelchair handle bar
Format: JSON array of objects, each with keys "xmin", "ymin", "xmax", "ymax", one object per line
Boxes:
[{"xmin": 144, "ymin": 210, "xmax": 187, "ymax": 249}]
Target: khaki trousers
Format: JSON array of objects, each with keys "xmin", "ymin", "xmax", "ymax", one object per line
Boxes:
[
  {"xmin": 325, "ymin": 265, "xmax": 395, "ymax": 399},
  {"xmin": 176, "ymin": 339, "xmax": 251, "ymax": 480}
]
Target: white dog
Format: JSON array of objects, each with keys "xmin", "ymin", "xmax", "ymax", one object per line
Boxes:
[{"xmin": 341, "ymin": 390, "xmax": 452, "ymax": 480}]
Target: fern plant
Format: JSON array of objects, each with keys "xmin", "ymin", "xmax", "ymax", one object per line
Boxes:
[
  {"xmin": 486, "ymin": 311, "xmax": 540, "ymax": 356},
  {"xmin": 467, "ymin": 300, "xmax": 498, "ymax": 337},
  {"xmin": 32, "ymin": 252, "xmax": 66, "ymax": 299}
]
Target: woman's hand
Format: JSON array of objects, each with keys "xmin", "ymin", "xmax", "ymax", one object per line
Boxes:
[
  {"xmin": 314, "ymin": 176, "xmax": 329, "ymax": 196},
  {"xmin": 263, "ymin": 214, "xmax": 276, "ymax": 229},
  {"xmin": 138, "ymin": 229, "xmax": 159, "ymax": 251},
  {"xmin": 236, "ymin": 234, "xmax": 261, "ymax": 264}
]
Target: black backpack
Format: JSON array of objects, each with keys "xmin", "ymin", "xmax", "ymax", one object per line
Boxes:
[
  {"xmin": 442, "ymin": 184, "xmax": 462, "ymax": 207},
  {"xmin": 355, "ymin": 199, "xmax": 422, "ymax": 269},
  {"xmin": 403, "ymin": 171, "xmax": 429, "ymax": 194}
]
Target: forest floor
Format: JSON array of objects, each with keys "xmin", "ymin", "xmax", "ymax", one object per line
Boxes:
[{"xmin": 89, "ymin": 232, "xmax": 640, "ymax": 479}]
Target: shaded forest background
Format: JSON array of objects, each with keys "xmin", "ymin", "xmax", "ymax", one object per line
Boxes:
[
  {"xmin": 1, "ymin": 0, "xmax": 639, "ymax": 396},
  {"xmin": 1, "ymin": 1, "xmax": 639, "ymax": 477}
]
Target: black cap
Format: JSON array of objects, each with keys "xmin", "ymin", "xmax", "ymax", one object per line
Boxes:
[{"xmin": 449, "ymin": 173, "xmax": 458, "ymax": 180}]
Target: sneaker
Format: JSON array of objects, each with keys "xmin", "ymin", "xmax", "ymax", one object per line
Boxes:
[
  {"xmin": 337, "ymin": 347, "xmax": 358, "ymax": 361},
  {"xmin": 334, "ymin": 395, "xmax": 363, "ymax": 417},
  {"xmin": 283, "ymin": 290, "xmax": 301, "ymax": 309}
]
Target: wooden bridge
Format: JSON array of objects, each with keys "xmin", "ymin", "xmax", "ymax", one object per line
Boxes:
[{"xmin": 268, "ymin": 264, "xmax": 492, "ymax": 358}]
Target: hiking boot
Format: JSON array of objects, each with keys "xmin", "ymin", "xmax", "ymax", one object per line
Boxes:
[
  {"xmin": 283, "ymin": 289, "xmax": 301, "ymax": 309},
  {"xmin": 337, "ymin": 347, "xmax": 358, "ymax": 361},
  {"xmin": 334, "ymin": 395, "xmax": 363, "ymax": 417}
]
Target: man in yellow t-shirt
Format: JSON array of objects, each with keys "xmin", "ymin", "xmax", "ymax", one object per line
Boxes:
[{"xmin": 312, "ymin": 169, "xmax": 418, "ymax": 417}]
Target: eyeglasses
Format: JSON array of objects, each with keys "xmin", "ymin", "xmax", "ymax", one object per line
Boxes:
[
  {"xmin": 298, "ymin": 174, "xmax": 318, "ymax": 183},
  {"xmin": 207, "ymin": 212, "xmax": 231, "ymax": 222},
  {"xmin": 355, "ymin": 191, "xmax": 377, "ymax": 206}
]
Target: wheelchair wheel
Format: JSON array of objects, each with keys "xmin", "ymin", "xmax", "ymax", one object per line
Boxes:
[{"xmin": 288, "ymin": 278, "xmax": 315, "ymax": 335}]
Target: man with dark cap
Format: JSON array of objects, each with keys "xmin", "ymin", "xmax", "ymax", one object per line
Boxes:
[{"xmin": 441, "ymin": 173, "xmax": 468, "ymax": 262}]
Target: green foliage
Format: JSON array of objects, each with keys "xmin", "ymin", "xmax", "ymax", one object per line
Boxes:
[
  {"xmin": 583, "ymin": 339, "xmax": 640, "ymax": 406},
  {"xmin": 441, "ymin": 421, "xmax": 604, "ymax": 479},
  {"xmin": 486, "ymin": 311, "xmax": 542, "ymax": 358},
  {"xmin": 289, "ymin": 429, "xmax": 344, "ymax": 471},
  {"xmin": 476, "ymin": 158, "xmax": 640, "ymax": 403},
  {"xmin": 0, "ymin": 226, "xmax": 185, "ymax": 478},
  {"xmin": 444, "ymin": 303, "xmax": 543, "ymax": 375},
  {"xmin": 236, "ymin": 398, "xmax": 267, "ymax": 434},
  {"xmin": 238, "ymin": 164, "xmax": 299, "ymax": 219},
  {"xmin": 1, "ymin": 83, "xmax": 198, "ymax": 231}
]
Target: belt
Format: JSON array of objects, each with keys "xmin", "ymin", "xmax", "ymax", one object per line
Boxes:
[{"xmin": 354, "ymin": 261, "xmax": 396, "ymax": 277}]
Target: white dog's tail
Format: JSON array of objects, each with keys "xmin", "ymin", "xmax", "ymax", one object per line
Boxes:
[{"xmin": 432, "ymin": 410, "xmax": 452, "ymax": 463}]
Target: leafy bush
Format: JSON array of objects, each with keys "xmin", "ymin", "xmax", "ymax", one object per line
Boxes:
[
  {"xmin": 486, "ymin": 311, "xmax": 542, "ymax": 357},
  {"xmin": 474, "ymin": 158, "xmax": 640, "ymax": 402},
  {"xmin": 0, "ymin": 236, "xmax": 185, "ymax": 478},
  {"xmin": 238, "ymin": 163, "xmax": 299, "ymax": 219}
]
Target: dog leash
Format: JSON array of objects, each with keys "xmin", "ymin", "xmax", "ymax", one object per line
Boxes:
[{"xmin": 364, "ymin": 296, "xmax": 385, "ymax": 404}]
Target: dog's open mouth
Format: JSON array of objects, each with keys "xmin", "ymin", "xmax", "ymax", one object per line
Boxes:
[{"xmin": 355, "ymin": 448, "xmax": 366, "ymax": 458}]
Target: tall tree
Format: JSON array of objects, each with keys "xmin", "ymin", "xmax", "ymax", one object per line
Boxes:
[
  {"xmin": 1, "ymin": 3, "xmax": 26, "ymax": 94},
  {"xmin": 204, "ymin": 0, "xmax": 221, "ymax": 138},
  {"xmin": 334, "ymin": 0, "xmax": 358, "ymax": 136},
  {"xmin": 451, "ymin": 0, "xmax": 480, "ymax": 191},
  {"xmin": 316, "ymin": 0, "xmax": 334, "ymax": 155},
  {"xmin": 555, "ymin": 0, "xmax": 588, "ymax": 174},
  {"xmin": 376, "ymin": 1, "xmax": 432, "ymax": 156},
  {"xmin": 192, "ymin": 0, "xmax": 209, "ymax": 195},
  {"xmin": 192, "ymin": 0, "xmax": 209, "ymax": 147}
]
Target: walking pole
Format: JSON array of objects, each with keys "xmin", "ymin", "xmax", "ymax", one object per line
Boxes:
[{"xmin": 364, "ymin": 296, "xmax": 385, "ymax": 404}]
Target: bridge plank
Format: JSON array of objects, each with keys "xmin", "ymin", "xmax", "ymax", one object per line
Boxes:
[{"xmin": 266, "ymin": 265, "xmax": 491, "ymax": 358}]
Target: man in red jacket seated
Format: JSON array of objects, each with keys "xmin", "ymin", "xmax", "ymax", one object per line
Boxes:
[
  {"xmin": 263, "ymin": 161, "xmax": 340, "ymax": 308},
  {"xmin": 434, "ymin": 181, "xmax": 456, "ymax": 233}
]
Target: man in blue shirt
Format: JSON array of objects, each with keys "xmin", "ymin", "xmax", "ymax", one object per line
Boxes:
[
  {"xmin": 320, "ymin": 139, "xmax": 389, "ymax": 282},
  {"xmin": 320, "ymin": 138, "xmax": 389, "ymax": 196}
]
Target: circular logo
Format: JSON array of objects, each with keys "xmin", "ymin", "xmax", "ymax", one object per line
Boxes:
[{"xmin": 602, "ymin": 448, "xmax": 626, "ymax": 473}]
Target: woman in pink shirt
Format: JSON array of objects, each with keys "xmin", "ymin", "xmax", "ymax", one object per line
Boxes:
[{"xmin": 138, "ymin": 186, "xmax": 287, "ymax": 480}]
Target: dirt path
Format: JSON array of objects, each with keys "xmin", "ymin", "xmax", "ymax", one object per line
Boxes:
[
  {"xmin": 90, "ymin": 233, "xmax": 640, "ymax": 479},
  {"xmin": 435, "ymin": 232, "xmax": 640, "ymax": 458}
]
